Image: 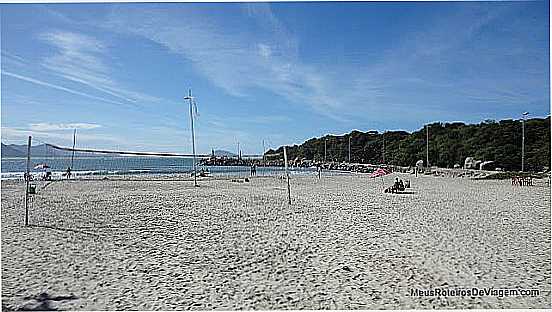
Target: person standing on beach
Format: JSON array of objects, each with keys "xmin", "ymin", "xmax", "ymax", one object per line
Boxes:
[{"xmin": 45, "ymin": 167, "xmax": 52, "ymax": 181}]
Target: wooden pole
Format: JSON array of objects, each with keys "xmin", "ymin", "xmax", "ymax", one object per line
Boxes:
[
  {"xmin": 426, "ymin": 125, "xmax": 429, "ymax": 168},
  {"xmin": 324, "ymin": 139, "xmax": 327, "ymax": 162},
  {"xmin": 382, "ymin": 132, "xmax": 385, "ymax": 164},
  {"xmin": 348, "ymin": 135, "xmax": 351, "ymax": 163},
  {"xmin": 71, "ymin": 128, "xmax": 76, "ymax": 170},
  {"xmin": 25, "ymin": 135, "xmax": 31, "ymax": 226},
  {"xmin": 521, "ymin": 112, "xmax": 528, "ymax": 171},
  {"xmin": 262, "ymin": 139, "xmax": 265, "ymax": 164},
  {"xmin": 284, "ymin": 146, "xmax": 291, "ymax": 205}
]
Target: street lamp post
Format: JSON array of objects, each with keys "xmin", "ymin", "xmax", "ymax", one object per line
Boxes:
[
  {"xmin": 348, "ymin": 135, "xmax": 351, "ymax": 163},
  {"xmin": 382, "ymin": 132, "xmax": 386, "ymax": 164},
  {"xmin": 522, "ymin": 112, "xmax": 529, "ymax": 172},
  {"xmin": 184, "ymin": 89, "xmax": 198, "ymax": 187},
  {"xmin": 426, "ymin": 124, "xmax": 429, "ymax": 168},
  {"xmin": 324, "ymin": 138, "xmax": 327, "ymax": 162}
]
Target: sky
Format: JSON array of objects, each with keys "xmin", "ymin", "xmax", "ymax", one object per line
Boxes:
[{"xmin": 1, "ymin": 1, "xmax": 550, "ymax": 154}]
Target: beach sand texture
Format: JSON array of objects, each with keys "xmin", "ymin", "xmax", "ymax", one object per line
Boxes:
[{"xmin": 1, "ymin": 173, "xmax": 550, "ymax": 310}]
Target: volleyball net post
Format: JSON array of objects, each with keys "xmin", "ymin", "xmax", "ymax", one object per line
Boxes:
[
  {"xmin": 24, "ymin": 135, "xmax": 31, "ymax": 226},
  {"xmin": 284, "ymin": 146, "xmax": 291, "ymax": 205}
]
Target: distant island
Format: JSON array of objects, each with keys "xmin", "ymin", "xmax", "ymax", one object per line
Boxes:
[
  {"xmin": 266, "ymin": 117, "xmax": 550, "ymax": 172},
  {"xmin": 0, "ymin": 143, "xmax": 66, "ymax": 158}
]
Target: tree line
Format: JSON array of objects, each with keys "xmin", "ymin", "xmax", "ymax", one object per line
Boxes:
[{"xmin": 266, "ymin": 117, "xmax": 550, "ymax": 172}]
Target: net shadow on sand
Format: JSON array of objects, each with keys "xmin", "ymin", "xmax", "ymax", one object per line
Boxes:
[
  {"xmin": 19, "ymin": 293, "xmax": 78, "ymax": 311},
  {"xmin": 29, "ymin": 224, "xmax": 100, "ymax": 237}
]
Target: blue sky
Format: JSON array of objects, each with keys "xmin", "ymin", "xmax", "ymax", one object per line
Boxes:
[{"xmin": 1, "ymin": 2, "xmax": 549, "ymax": 154}]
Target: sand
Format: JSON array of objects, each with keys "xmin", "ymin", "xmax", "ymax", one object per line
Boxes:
[{"xmin": 1, "ymin": 173, "xmax": 550, "ymax": 310}]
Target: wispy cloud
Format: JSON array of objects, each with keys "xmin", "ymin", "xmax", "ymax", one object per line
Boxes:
[
  {"xmin": 102, "ymin": 4, "xmax": 348, "ymax": 120},
  {"xmin": 1, "ymin": 71, "xmax": 126, "ymax": 106},
  {"xmin": 100, "ymin": 3, "xmax": 546, "ymax": 126},
  {"xmin": 38, "ymin": 30, "xmax": 163, "ymax": 104},
  {"xmin": 1, "ymin": 50, "xmax": 28, "ymax": 67},
  {"xmin": 102, "ymin": 3, "xmax": 532, "ymax": 122},
  {"xmin": 29, "ymin": 122, "xmax": 102, "ymax": 131}
]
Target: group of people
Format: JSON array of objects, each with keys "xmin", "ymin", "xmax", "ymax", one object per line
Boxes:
[
  {"xmin": 24, "ymin": 166, "xmax": 72, "ymax": 182},
  {"xmin": 385, "ymin": 178, "xmax": 410, "ymax": 193},
  {"xmin": 511, "ymin": 176, "xmax": 533, "ymax": 186},
  {"xmin": 250, "ymin": 164, "xmax": 257, "ymax": 176}
]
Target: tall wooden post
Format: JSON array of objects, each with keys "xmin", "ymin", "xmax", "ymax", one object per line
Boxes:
[
  {"xmin": 262, "ymin": 139, "xmax": 265, "ymax": 164},
  {"xmin": 324, "ymin": 139, "xmax": 327, "ymax": 162},
  {"xmin": 25, "ymin": 135, "xmax": 31, "ymax": 226},
  {"xmin": 521, "ymin": 112, "xmax": 529, "ymax": 172},
  {"xmin": 382, "ymin": 132, "xmax": 385, "ymax": 164},
  {"xmin": 348, "ymin": 136, "xmax": 351, "ymax": 163},
  {"xmin": 426, "ymin": 125, "xmax": 429, "ymax": 168},
  {"xmin": 71, "ymin": 129, "xmax": 76, "ymax": 170},
  {"xmin": 284, "ymin": 146, "xmax": 291, "ymax": 205}
]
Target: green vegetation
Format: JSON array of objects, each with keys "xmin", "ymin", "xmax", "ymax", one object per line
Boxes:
[{"xmin": 267, "ymin": 117, "xmax": 550, "ymax": 172}]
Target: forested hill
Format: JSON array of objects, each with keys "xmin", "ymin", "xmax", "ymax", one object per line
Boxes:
[{"xmin": 266, "ymin": 117, "xmax": 550, "ymax": 172}]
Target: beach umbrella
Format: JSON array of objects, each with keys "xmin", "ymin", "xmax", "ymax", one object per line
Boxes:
[
  {"xmin": 34, "ymin": 163, "xmax": 50, "ymax": 170},
  {"xmin": 369, "ymin": 167, "xmax": 391, "ymax": 178},
  {"xmin": 369, "ymin": 167, "xmax": 392, "ymax": 190}
]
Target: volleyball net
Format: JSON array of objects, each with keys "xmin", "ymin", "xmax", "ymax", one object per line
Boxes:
[
  {"xmin": 11, "ymin": 139, "xmax": 311, "ymax": 229},
  {"xmin": 11, "ymin": 141, "xmax": 310, "ymax": 182}
]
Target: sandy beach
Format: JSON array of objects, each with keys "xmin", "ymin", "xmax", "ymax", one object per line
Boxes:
[{"xmin": 1, "ymin": 173, "xmax": 550, "ymax": 310}]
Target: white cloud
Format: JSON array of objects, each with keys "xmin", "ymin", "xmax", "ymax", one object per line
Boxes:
[
  {"xmin": 40, "ymin": 31, "xmax": 105, "ymax": 54},
  {"xmin": 1, "ymin": 126, "xmax": 121, "ymax": 146},
  {"xmin": 257, "ymin": 43, "xmax": 272, "ymax": 58},
  {"xmin": 29, "ymin": 123, "xmax": 102, "ymax": 131}
]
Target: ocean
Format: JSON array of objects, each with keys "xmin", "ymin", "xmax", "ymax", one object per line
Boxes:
[{"xmin": 1, "ymin": 156, "xmax": 316, "ymax": 180}]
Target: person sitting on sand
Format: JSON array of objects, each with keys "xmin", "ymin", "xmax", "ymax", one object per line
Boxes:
[{"xmin": 394, "ymin": 178, "xmax": 400, "ymax": 191}]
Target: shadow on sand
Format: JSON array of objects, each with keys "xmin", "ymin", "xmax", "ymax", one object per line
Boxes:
[
  {"xmin": 29, "ymin": 224, "xmax": 100, "ymax": 237},
  {"xmin": 11, "ymin": 293, "xmax": 78, "ymax": 311}
]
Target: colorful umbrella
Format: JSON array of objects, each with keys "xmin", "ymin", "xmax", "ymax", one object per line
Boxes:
[
  {"xmin": 34, "ymin": 163, "xmax": 50, "ymax": 170},
  {"xmin": 369, "ymin": 167, "xmax": 391, "ymax": 178}
]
